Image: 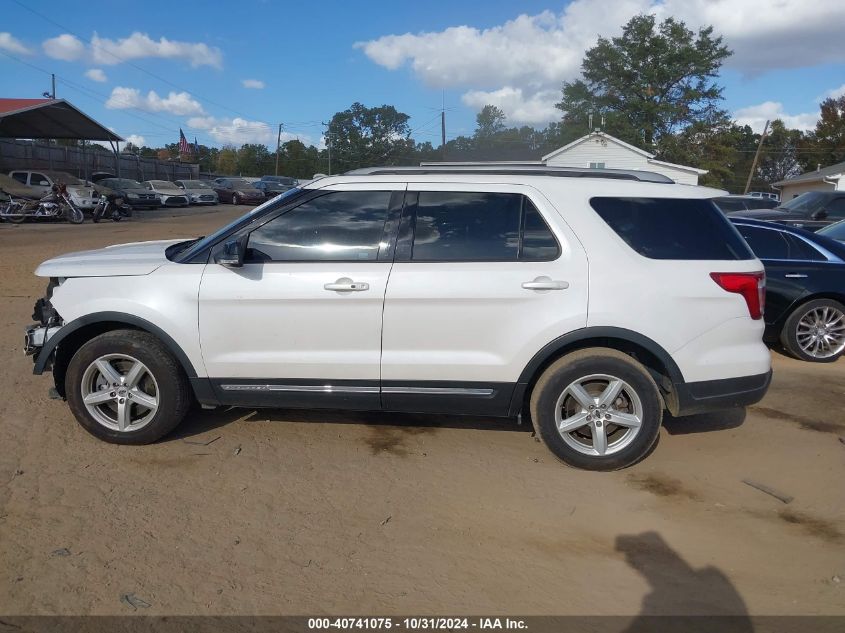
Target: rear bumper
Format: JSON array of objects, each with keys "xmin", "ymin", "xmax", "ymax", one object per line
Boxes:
[{"xmin": 673, "ymin": 370, "xmax": 771, "ymax": 416}]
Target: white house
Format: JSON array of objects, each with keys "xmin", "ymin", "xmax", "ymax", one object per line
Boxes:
[
  {"xmin": 773, "ymin": 160, "xmax": 845, "ymax": 201},
  {"xmin": 422, "ymin": 131, "xmax": 707, "ymax": 185},
  {"xmin": 541, "ymin": 131, "xmax": 707, "ymax": 185}
]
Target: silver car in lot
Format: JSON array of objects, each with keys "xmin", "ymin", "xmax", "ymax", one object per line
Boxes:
[
  {"xmin": 174, "ymin": 179, "xmax": 219, "ymax": 205},
  {"xmin": 141, "ymin": 180, "xmax": 189, "ymax": 207}
]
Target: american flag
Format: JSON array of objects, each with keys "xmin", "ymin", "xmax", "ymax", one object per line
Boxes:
[{"xmin": 178, "ymin": 128, "xmax": 190, "ymax": 154}]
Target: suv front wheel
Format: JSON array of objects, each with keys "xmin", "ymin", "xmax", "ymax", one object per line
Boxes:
[
  {"xmin": 529, "ymin": 348, "xmax": 662, "ymax": 471},
  {"xmin": 65, "ymin": 329, "xmax": 192, "ymax": 444}
]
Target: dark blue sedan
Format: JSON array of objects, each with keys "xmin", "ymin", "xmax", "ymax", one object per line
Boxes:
[{"xmin": 731, "ymin": 218, "xmax": 845, "ymax": 362}]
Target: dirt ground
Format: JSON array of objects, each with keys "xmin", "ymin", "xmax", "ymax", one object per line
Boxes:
[{"xmin": 0, "ymin": 208, "xmax": 843, "ymax": 617}]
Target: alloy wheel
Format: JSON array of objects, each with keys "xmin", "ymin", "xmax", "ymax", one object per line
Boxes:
[
  {"xmin": 80, "ymin": 354, "xmax": 159, "ymax": 432},
  {"xmin": 796, "ymin": 306, "xmax": 845, "ymax": 359},
  {"xmin": 554, "ymin": 373, "xmax": 643, "ymax": 456}
]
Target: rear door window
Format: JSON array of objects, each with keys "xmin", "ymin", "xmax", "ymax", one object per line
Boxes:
[
  {"xmin": 826, "ymin": 197, "xmax": 845, "ymax": 219},
  {"xmin": 410, "ymin": 192, "xmax": 559, "ymax": 262},
  {"xmin": 590, "ymin": 197, "xmax": 754, "ymax": 260},
  {"xmin": 735, "ymin": 225, "xmax": 790, "ymax": 259}
]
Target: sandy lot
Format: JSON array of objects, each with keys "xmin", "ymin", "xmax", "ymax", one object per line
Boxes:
[{"xmin": 0, "ymin": 209, "xmax": 843, "ymax": 617}]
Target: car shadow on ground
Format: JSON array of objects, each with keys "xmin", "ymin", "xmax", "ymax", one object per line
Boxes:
[
  {"xmin": 662, "ymin": 408, "xmax": 746, "ymax": 435},
  {"xmin": 166, "ymin": 405, "xmax": 529, "ymax": 443},
  {"xmin": 616, "ymin": 531, "xmax": 752, "ymax": 632}
]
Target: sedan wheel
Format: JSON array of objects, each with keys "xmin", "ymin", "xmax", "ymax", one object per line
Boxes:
[{"xmin": 782, "ymin": 299, "xmax": 845, "ymax": 362}]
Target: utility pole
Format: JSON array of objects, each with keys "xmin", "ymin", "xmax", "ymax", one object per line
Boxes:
[
  {"xmin": 275, "ymin": 123, "xmax": 283, "ymax": 176},
  {"xmin": 744, "ymin": 119, "xmax": 770, "ymax": 194},
  {"xmin": 322, "ymin": 121, "xmax": 332, "ymax": 175},
  {"xmin": 51, "ymin": 74, "xmax": 55, "ymax": 99},
  {"xmin": 440, "ymin": 91, "xmax": 446, "ymax": 161}
]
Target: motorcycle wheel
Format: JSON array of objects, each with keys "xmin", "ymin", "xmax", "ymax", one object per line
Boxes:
[
  {"xmin": 68, "ymin": 206, "xmax": 85, "ymax": 224},
  {"xmin": 2, "ymin": 207, "xmax": 26, "ymax": 223}
]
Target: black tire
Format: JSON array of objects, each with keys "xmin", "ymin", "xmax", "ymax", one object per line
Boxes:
[
  {"xmin": 65, "ymin": 329, "xmax": 192, "ymax": 444},
  {"xmin": 780, "ymin": 298, "xmax": 845, "ymax": 363},
  {"xmin": 232, "ymin": 193, "xmax": 240, "ymax": 205},
  {"xmin": 529, "ymin": 347, "xmax": 663, "ymax": 471}
]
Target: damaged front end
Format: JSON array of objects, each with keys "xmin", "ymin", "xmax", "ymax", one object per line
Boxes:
[{"xmin": 24, "ymin": 277, "xmax": 64, "ymax": 363}]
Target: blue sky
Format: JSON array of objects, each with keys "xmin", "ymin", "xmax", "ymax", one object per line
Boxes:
[{"xmin": 1, "ymin": 0, "xmax": 843, "ymax": 150}]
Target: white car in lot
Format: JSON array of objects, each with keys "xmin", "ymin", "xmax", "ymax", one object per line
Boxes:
[
  {"xmin": 141, "ymin": 180, "xmax": 189, "ymax": 207},
  {"xmin": 174, "ymin": 179, "xmax": 219, "ymax": 205},
  {"xmin": 8, "ymin": 169, "xmax": 97, "ymax": 209},
  {"xmin": 24, "ymin": 166, "xmax": 771, "ymax": 470}
]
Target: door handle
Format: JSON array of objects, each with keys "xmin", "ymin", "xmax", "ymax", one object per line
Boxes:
[
  {"xmin": 324, "ymin": 277, "xmax": 369, "ymax": 292},
  {"xmin": 784, "ymin": 273, "xmax": 807, "ymax": 279},
  {"xmin": 522, "ymin": 276, "xmax": 569, "ymax": 291}
]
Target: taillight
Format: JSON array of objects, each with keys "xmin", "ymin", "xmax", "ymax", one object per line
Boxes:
[{"xmin": 710, "ymin": 272, "xmax": 765, "ymax": 320}]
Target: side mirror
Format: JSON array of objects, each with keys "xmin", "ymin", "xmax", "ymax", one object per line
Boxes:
[
  {"xmin": 812, "ymin": 209, "xmax": 828, "ymax": 220},
  {"xmin": 215, "ymin": 237, "xmax": 246, "ymax": 268}
]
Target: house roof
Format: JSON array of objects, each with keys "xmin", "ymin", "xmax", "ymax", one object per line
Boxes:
[
  {"xmin": 0, "ymin": 98, "xmax": 122, "ymax": 141},
  {"xmin": 773, "ymin": 160, "xmax": 845, "ymax": 187},
  {"xmin": 541, "ymin": 131, "xmax": 707, "ymax": 175}
]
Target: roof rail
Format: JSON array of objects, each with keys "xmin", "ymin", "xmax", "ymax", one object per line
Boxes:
[{"xmin": 344, "ymin": 165, "xmax": 674, "ymax": 184}]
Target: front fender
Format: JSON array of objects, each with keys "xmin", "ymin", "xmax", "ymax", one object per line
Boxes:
[{"xmin": 33, "ymin": 311, "xmax": 199, "ymax": 377}]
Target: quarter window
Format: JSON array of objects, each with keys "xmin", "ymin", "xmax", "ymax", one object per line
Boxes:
[
  {"xmin": 246, "ymin": 190, "xmax": 391, "ymax": 262},
  {"xmin": 10, "ymin": 172, "xmax": 27, "ymax": 184},
  {"xmin": 590, "ymin": 197, "xmax": 754, "ymax": 260},
  {"xmin": 410, "ymin": 192, "xmax": 559, "ymax": 262},
  {"xmin": 736, "ymin": 225, "xmax": 825, "ymax": 261}
]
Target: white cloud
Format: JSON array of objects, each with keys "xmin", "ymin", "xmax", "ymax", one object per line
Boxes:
[
  {"xmin": 187, "ymin": 116, "xmax": 216, "ymax": 129},
  {"xmin": 42, "ymin": 34, "xmax": 85, "ymax": 61},
  {"xmin": 0, "ymin": 32, "xmax": 32, "ymax": 55},
  {"xmin": 106, "ymin": 86, "xmax": 206, "ymax": 116},
  {"xmin": 91, "ymin": 32, "xmax": 222, "ymax": 68},
  {"xmin": 824, "ymin": 84, "xmax": 845, "ymax": 100},
  {"xmin": 357, "ymin": 1, "xmax": 845, "ymax": 124},
  {"xmin": 733, "ymin": 101, "xmax": 818, "ymax": 133},
  {"xmin": 188, "ymin": 116, "xmax": 315, "ymax": 147},
  {"xmin": 84, "ymin": 68, "xmax": 107, "ymax": 82},
  {"xmin": 242, "ymin": 79, "xmax": 265, "ymax": 89},
  {"xmin": 124, "ymin": 134, "xmax": 146, "ymax": 147},
  {"xmin": 462, "ymin": 87, "xmax": 560, "ymax": 125}
]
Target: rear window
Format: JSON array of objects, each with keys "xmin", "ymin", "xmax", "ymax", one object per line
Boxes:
[{"xmin": 590, "ymin": 197, "xmax": 754, "ymax": 260}]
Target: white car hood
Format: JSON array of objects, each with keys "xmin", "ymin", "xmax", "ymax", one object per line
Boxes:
[{"xmin": 35, "ymin": 239, "xmax": 188, "ymax": 277}]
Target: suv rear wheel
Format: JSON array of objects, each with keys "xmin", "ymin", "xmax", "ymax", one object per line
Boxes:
[
  {"xmin": 529, "ymin": 348, "xmax": 662, "ymax": 471},
  {"xmin": 65, "ymin": 329, "xmax": 192, "ymax": 444},
  {"xmin": 780, "ymin": 298, "xmax": 845, "ymax": 362}
]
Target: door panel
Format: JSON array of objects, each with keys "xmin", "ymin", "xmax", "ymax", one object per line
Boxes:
[
  {"xmin": 380, "ymin": 184, "xmax": 589, "ymax": 414},
  {"xmin": 198, "ymin": 184, "xmax": 405, "ymax": 409}
]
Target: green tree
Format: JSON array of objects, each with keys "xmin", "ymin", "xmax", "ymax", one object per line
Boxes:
[
  {"xmin": 475, "ymin": 105, "xmax": 507, "ymax": 139},
  {"xmin": 326, "ymin": 102, "xmax": 414, "ymax": 171},
  {"xmin": 756, "ymin": 120, "xmax": 806, "ymax": 186},
  {"xmin": 216, "ymin": 146, "xmax": 238, "ymax": 174},
  {"xmin": 557, "ymin": 14, "xmax": 732, "ymax": 149},
  {"xmin": 278, "ymin": 139, "xmax": 322, "ymax": 179},
  {"xmin": 237, "ymin": 143, "xmax": 273, "ymax": 175},
  {"xmin": 804, "ymin": 96, "xmax": 845, "ymax": 168}
]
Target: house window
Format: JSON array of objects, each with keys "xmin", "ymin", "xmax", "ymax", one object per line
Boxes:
[{"xmin": 589, "ymin": 162, "xmax": 605, "ymax": 169}]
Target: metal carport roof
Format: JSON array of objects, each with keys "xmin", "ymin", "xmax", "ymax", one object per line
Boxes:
[{"xmin": 0, "ymin": 98, "xmax": 123, "ymax": 141}]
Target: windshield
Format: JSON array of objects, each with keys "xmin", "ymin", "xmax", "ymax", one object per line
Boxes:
[
  {"xmin": 104, "ymin": 178, "xmax": 143, "ymax": 188},
  {"xmin": 818, "ymin": 220, "xmax": 845, "ymax": 240},
  {"xmin": 180, "ymin": 180, "xmax": 210, "ymax": 188},
  {"xmin": 172, "ymin": 188, "xmax": 304, "ymax": 262},
  {"xmin": 779, "ymin": 192, "xmax": 829, "ymax": 213},
  {"xmin": 47, "ymin": 172, "xmax": 84, "ymax": 185}
]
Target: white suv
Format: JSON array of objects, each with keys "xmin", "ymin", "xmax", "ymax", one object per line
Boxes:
[{"xmin": 24, "ymin": 166, "xmax": 772, "ymax": 470}]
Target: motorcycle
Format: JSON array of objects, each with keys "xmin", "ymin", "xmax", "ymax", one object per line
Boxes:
[
  {"xmin": 92, "ymin": 191, "xmax": 133, "ymax": 223},
  {"xmin": 0, "ymin": 183, "xmax": 84, "ymax": 224}
]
